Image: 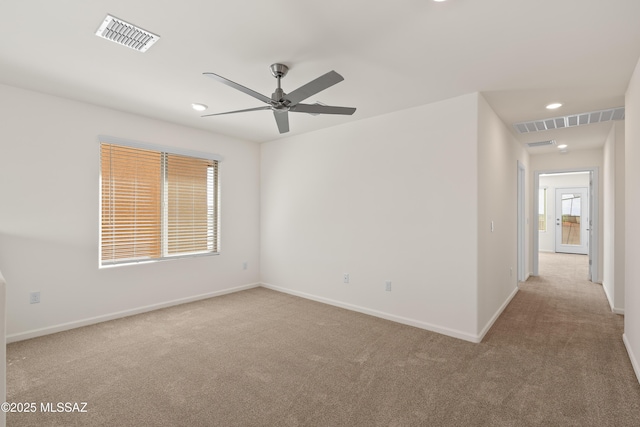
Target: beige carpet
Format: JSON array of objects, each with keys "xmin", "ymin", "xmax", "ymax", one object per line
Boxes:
[{"xmin": 6, "ymin": 254, "xmax": 640, "ymax": 426}]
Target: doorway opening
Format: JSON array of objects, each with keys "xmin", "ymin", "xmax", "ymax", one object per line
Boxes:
[
  {"xmin": 555, "ymin": 187, "xmax": 589, "ymax": 254},
  {"xmin": 533, "ymin": 168, "xmax": 598, "ymax": 282}
]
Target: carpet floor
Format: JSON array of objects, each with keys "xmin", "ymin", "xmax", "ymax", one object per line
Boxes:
[{"xmin": 6, "ymin": 253, "xmax": 640, "ymax": 426}]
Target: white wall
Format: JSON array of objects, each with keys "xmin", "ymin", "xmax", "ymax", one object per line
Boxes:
[
  {"xmin": 260, "ymin": 92, "xmax": 529, "ymax": 342},
  {"xmin": 530, "ymin": 149, "xmax": 604, "ymax": 282},
  {"xmin": 476, "ymin": 95, "xmax": 529, "ymax": 337},
  {"xmin": 538, "ymin": 173, "xmax": 590, "ymax": 253},
  {"xmin": 624, "ymin": 57, "xmax": 640, "ymax": 383},
  {"xmin": 261, "ymin": 93, "xmax": 481, "ymax": 341},
  {"xmin": 603, "ymin": 121, "xmax": 625, "ymax": 314},
  {"xmin": 0, "ymin": 84, "xmax": 261, "ymax": 341}
]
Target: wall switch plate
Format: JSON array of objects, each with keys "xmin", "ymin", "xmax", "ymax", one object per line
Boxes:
[
  {"xmin": 385, "ymin": 281, "xmax": 392, "ymax": 292},
  {"xmin": 30, "ymin": 291, "xmax": 40, "ymax": 304},
  {"xmin": 343, "ymin": 273, "xmax": 350, "ymax": 283}
]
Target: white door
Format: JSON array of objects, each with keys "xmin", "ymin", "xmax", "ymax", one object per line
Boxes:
[{"xmin": 555, "ymin": 187, "xmax": 589, "ymax": 254}]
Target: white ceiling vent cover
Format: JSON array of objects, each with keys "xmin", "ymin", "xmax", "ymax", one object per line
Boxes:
[
  {"xmin": 513, "ymin": 107, "xmax": 625, "ymax": 134},
  {"xmin": 526, "ymin": 140, "xmax": 557, "ymax": 148},
  {"xmin": 95, "ymin": 15, "xmax": 160, "ymax": 52}
]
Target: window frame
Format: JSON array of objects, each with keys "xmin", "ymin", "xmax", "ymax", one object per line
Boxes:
[{"xmin": 98, "ymin": 135, "xmax": 222, "ymax": 268}]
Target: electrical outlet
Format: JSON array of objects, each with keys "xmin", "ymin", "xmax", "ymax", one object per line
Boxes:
[
  {"xmin": 343, "ymin": 273, "xmax": 350, "ymax": 283},
  {"xmin": 30, "ymin": 291, "xmax": 40, "ymax": 304},
  {"xmin": 385, "ymin": 281, "xmax": 392, "ymax": 292},
  {"xmin": 242, "ymin": 261, "xmax": 248, "ymax": 270}
]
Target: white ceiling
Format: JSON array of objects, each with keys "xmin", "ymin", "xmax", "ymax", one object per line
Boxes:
[{"xmin": 1, "ymin": 0, "xmax": 639, "ymax": 152}]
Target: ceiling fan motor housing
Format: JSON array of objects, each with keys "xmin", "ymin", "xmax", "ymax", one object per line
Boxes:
[{"xmin": 272, "ymin": 88, "xmax": 288, "ymax": 106}]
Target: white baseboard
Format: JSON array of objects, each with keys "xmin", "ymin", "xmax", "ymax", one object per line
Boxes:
[
  {"xmin": 477, "ymin": 286, "xmax": 519, "ymax": 342},
  {"xmin": 6, "ymin": 283, "xmax": 261, "ymax": 343},
  {"xmin": 623, "ymin": 333, "xmax": 640, "ymax": 385},
  {"xmin": 260, "ymin": 283, "xmax": 480, "ymax": 343}
]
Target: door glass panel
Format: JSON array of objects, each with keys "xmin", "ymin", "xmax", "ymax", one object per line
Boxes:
[{"xmin": 561, "ymin": 194, "xmax": 581, "ymax": 245}]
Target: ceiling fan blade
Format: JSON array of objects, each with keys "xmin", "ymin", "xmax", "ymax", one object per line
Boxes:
[
  {"xmin": 285, "ymin": 71, "xmax": 344, "ymax": 106},
  {"xmin": 203, "ymin": 72, "xmax": 273, "ymax": 105},
  {"xmin": 273, "ymin": 111, "xmax": 289, "ymax": 133},
  {"xmin": 201, "ymin": 106, "xmax": 271, "ymax": 117},
  {"xmin": 290, "ymin": 103, "xmax": 356, "ymax": 115}
]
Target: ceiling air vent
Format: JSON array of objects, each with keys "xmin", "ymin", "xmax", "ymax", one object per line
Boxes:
[
  {"xmin": 526, "ymin": 140, "xmax": 557, "ymax": 148},
  {"xmin": 95, "ymin": 15, "xmax": 160, "ymax": 52},
  {"xmin": 513, "ymin": 107, "xmax": 625, "ymax": 134}
]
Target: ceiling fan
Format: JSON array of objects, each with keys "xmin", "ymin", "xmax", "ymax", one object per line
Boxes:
[{"xmin": 202, "ymin": 63, "xmax": 356, "ymax": 134}]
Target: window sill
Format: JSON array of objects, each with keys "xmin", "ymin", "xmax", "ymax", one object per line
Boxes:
[{"xmin": 99, "ymin": 252, "xmax": 220, "ymax": 269}]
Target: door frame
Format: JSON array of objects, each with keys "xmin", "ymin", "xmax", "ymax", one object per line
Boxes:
[
  {"xmin": 517, "ymin": 161, "xmax": 526, "ymax": 282},
  {"xmin": 533, "ymin": 167, "xmax": 599, "ymax": 282}
]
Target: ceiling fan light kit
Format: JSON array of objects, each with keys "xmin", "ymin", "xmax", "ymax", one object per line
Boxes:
[{"xmin": 202, "ymin": 63, "xmax": 356, "ymax": 134}]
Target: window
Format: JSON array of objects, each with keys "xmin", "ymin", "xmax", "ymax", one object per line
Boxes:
[
  {"xmin": 539, "ymin": 188, "xmax": 547, "ymax": 232},
  {"xmin": 100, "ymin": 140, "xmax": 219, "ymax": 266}
]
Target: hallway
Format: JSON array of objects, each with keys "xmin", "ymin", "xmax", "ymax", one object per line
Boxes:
[
  {"xmin": 482, "ymin": 252, "xmax": 640, "ymax": 424},
  {"xmin": 537, "ymin": 252, "xmax": 590, "ymax": 282}
]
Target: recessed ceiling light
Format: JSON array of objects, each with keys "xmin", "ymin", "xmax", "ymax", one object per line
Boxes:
[
  {"xmin": 191, "ymin": 103, "xmax": 208, "ymax": 112},
  {"xmin": 546, "ymin": 103, "xmax": 563, "ymax": 110},
  {"xmin": 433, "ymin": 0, "xmax": 447, "ymax": 2},
  {"xmin": 557, "ymin": 144, "xmax": 568, "ymax": 149}
]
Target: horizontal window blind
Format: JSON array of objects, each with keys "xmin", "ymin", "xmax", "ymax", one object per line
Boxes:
[
  {"xmin": 166, "ymin": 153, "xmax": 217, "ymax": 256},
  {"xmin": 100, "ymin": 142, "xmax": 218, "ymax": 266},
  {"xmin": 101, "ymin": 144, "xmax": 162, "ymax": 263}
]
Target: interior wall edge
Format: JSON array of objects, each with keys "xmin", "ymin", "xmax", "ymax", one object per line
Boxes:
[
  {"xmin": 623, "ymin": 333, "xmax": 640, "ymax": 385},
  {"xmin": 477, "ymin": 286, "xmax": 519, "ymax": 341},
  {"xmin": 0, "ymin": 271, "xmax": 6, "ymax": 427},
  {"xmin": 5, "ymin": 282, "xmax": 261, "ymax": 344},
  {"xmin": 260, "ymin": 282, "xmax": 481, "ymax": 344},
  {"xmin": 602, "ymin": 282, "xmax": 619, "ymax": 314}
]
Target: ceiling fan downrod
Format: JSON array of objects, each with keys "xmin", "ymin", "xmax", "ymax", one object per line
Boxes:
[{"xmin": 270, "ymin": 63, "xmax": 289, "ymax": 104}]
